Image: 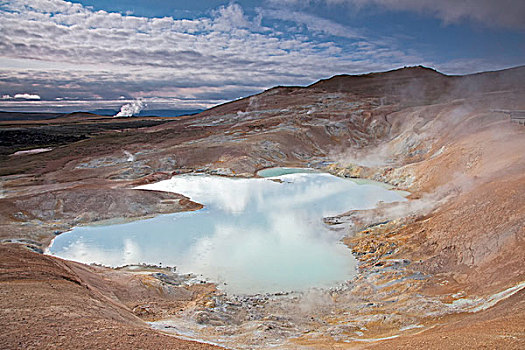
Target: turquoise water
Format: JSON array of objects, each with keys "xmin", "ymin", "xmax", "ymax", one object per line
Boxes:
[
  {"xmin": 257, "ymin": 167, "xmax": 317, "ymax": 177},
  {"xmin": 48, "ymin": 172, "xmax": 405, "ymax": 294}
]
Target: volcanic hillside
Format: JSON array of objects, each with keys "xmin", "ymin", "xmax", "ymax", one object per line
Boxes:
[{"xmin": 0, "ymin": 66, "xmax": 524, "ymax": 349}]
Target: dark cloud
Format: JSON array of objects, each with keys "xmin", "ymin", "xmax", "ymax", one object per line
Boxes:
[{"xmin": 300, "ymin": 0, "xmax": 525, "ymax": 29}]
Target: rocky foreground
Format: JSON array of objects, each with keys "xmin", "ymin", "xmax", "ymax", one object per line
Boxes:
[{"xmin": 1, "ymin": 66, "xmax": 524, "ymax": 349}]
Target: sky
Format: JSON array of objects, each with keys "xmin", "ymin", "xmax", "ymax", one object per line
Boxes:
[{"xmin": 0, "ymin": 0, "xmax": 524, "ymax": 112}]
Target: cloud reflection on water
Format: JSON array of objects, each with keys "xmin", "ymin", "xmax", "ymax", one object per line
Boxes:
[{"xmin": 50, "ymin": 172, "xmax": 405, "ymax": 294}]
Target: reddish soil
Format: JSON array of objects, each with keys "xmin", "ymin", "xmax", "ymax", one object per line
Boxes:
[
  {"xmin": 0, "ymin": 244, "xmax": 219, "ymax": 349},
  {"xmin": 1, "ymin": 65, "xmax": 524, "ymax": 349}
]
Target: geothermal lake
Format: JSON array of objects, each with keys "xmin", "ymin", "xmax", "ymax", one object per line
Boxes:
[{"xmin": 48, "ymin": 170, "xmax": 405, "ymax": 294}]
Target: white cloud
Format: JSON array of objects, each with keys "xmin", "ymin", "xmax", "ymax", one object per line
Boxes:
[
  {"xmin": 0, "ymin": 0, "xmax": 424, "ymax": 110},
  {"xmin": 261, "ymin": 8, "xmax": 362, "ymax": 39},
  {"xmin": 0, "ymin": 0, "xmax": 519, "ymax": 111},
  {"xmin": 10, "ymin": 93, "xmax": 41, "ymax": 99},
  {"xmin": 211, "ymin": 3, "xmax": 253, "ymax": 31}
]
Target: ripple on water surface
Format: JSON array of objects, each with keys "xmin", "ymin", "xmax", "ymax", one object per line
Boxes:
[{"xmin": 48, "ymin": 169, "xmax": 406, "ymax": 294}]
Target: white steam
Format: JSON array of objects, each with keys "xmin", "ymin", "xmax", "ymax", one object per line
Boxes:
[
  {"xmin": 115, "ymin": 99, "xmax": 145, "ymax": 117},
  {"xmin": 123, "ymin": 150, "xmax": 135, "ymax": 162}
]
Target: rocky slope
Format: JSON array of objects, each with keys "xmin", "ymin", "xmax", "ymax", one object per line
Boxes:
[{"xmin": 0, "ymin": 65, "xmax": 524, "ymax": 348}]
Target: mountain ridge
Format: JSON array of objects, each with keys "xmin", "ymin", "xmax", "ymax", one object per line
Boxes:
[{"xmin": 197, "ymin": 64, "xmax": 525, "ymax": 118}]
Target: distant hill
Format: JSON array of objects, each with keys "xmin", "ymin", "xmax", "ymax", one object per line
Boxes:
[
  {"xmin": 0, "ymin": 111, "xmax": 64, "ymax": 121},
  {"xmin": 198, "ymin": 65, "xmax": 525, "ymax": 117},
  {"xmin": 89, "ymin": 109, "xmax": 204, "ymax": 117},
  {"xmin": 0, "ymin": 109, "xmax": 205, "ymax": 122}
]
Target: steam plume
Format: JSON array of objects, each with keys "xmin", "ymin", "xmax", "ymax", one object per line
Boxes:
[{"xmin": 115, "ymin": 99, "xmax": 145, "ymax": 117}]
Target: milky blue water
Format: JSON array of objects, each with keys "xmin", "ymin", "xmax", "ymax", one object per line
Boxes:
[
  {"xmin": 48, "ymin": 170, "xmax": 405, "ymax": 294},
  {"xmin": 257, "ymin": 167, "xmax": 317, "ymax": 177}
]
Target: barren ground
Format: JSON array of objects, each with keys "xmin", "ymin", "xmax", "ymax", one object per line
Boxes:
[{"xmin": 1, "ymin": 66, "xmax": 524, "ymax": 349}]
